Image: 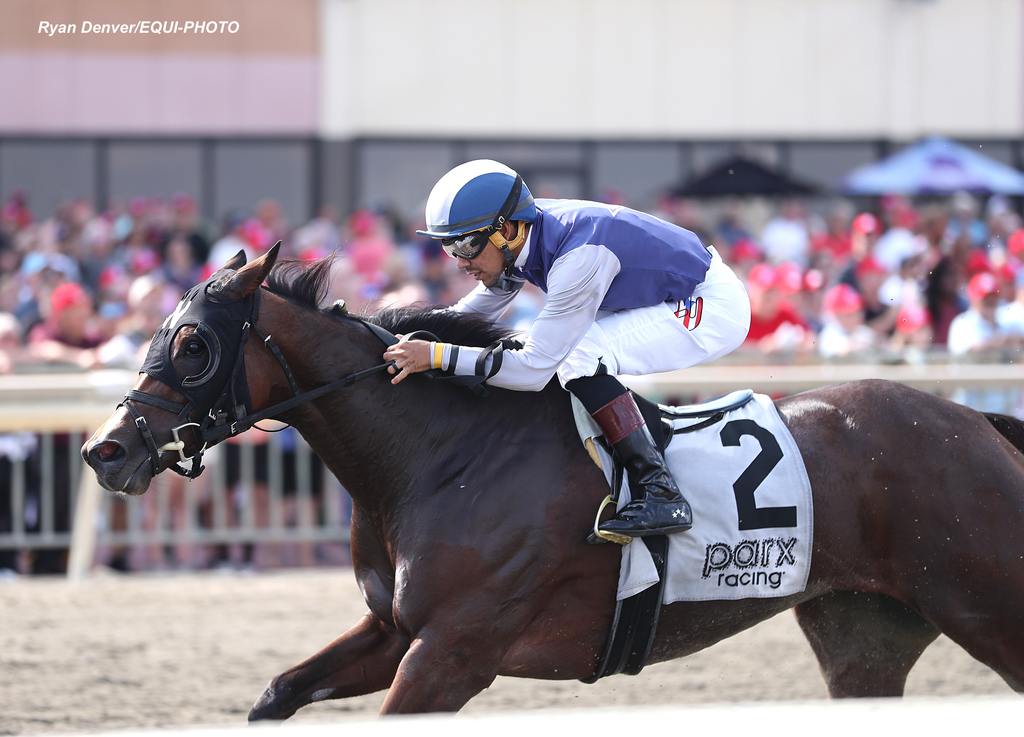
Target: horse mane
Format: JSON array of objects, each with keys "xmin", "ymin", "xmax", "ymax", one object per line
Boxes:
[
  {"xmin": 266, "ymin": 257, "xmax": 334, "ymax": 310},
  {"xmin": 266, "ymin": 256, "xmax": 516, "ymax": 348}
]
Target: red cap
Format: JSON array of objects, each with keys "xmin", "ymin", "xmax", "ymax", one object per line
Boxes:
[
  {"xmin": 349, "ymin": 209, "xmax": 378, "ymax": 238},
  {"xmin": 730, "ymin": 239, "xmax": 762, "ymax": 263},
  {"xmin": 131, "ymin": 249, "xmax": 160, "ymax": 275},
  {"xmin": 50, "ymin": 282, "xmax": 90, "ymax": 315},
  {"xmin": 823, "ymin": 284, "xmax": 864, "ymax": 314},
  {"xmin": 896, "ymin": 304, "xmax": 930, "ymax": 334},
  {"xmin": 967, "ymin": 272, "xmax": 1000, "ymax": 302},
  {"xmin": 802, "ymin": 268, "xmax": 825, "ymax": 292},
  {"xmin": 966, "ymin": 250, "xmax": 991, "ymax": 276},
  {"xmin": 851, "ymin": 213, "xmax": 880, "ymax": 235},
  {"xmin": 240, "ymin": 218, "xmax": 272, "ymax": 249},
  {"xmin": 1008, "ymin": 229, "xmax": 1024, "ymax": 259},
  {"xmin": 747, "ymin": 263, "xmax": 777, "ymax": 290},
  {"xmin": 747, "ymin": 263, "xmax": 803, "ymax": 294},
  {"xmin": 996, "ymin": 262, "xmax": 1018, "ymax": 284},
  {"xmin": 774, "ymin": 262, "xmax": 803, "ymax": 295},
  {"xmin": 855, "ymin": 256, "xmax": 887, "ymax": 278},
  {"xmin": 98, "ymin": 265, "xmax": 122, "ymax": 289}
]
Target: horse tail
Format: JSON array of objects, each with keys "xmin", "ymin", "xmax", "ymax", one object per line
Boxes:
[{"xmin": 984, "ymin": 412, "xmax": 1024, "ymax": 455}]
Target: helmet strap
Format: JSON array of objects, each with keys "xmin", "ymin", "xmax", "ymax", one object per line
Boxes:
[{"xmin": 488, "ymin": 221, "xmax": 529, "ymax": 273}]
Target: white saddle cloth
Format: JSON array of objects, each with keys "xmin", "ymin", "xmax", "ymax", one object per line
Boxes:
[{"xmin": 573, "ymin": 391, "xmax": 813, "ymax": 603}]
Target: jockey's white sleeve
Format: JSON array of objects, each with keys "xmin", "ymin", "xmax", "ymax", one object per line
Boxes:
[
  {"xmin": 442, "ymin": 244, "xmax": 621, "ymax": 391},
  {"xmin": 449, "ymin": 279, "xmax": 524, "ymax": 321}
]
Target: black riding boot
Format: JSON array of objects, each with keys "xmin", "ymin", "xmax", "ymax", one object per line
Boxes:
[{"xmin": 592, "ymin": 392, "xmax": 692, "ymax": 537}]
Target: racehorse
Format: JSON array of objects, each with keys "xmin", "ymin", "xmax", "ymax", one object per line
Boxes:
[{"xmin": 82, "ymin": 247, "xmax": 1024, "ymax": 716}]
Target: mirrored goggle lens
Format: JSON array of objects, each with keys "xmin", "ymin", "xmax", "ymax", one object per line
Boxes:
[{"xmin": 441, "ymin": 230, "xmax": 490, "ymax": 260}]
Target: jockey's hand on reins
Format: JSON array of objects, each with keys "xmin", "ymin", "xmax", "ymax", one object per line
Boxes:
[{"xmin": 383, "ymin": 334, "xmax": 434, "ymax": 385}]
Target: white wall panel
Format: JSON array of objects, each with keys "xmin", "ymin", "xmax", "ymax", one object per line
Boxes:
[{"xmin": 320, "ymin": 0, "xmax": 1024, "ymax": 138}]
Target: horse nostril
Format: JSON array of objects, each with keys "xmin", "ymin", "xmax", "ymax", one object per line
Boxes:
[{"xmin": 88, "ymin": 440, "xmax": 126, "ymax": 466}]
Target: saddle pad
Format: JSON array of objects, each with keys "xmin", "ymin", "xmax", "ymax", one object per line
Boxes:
[{"xmin": 573, "ymin": 392, "xmax": 813, "ymax": 603}]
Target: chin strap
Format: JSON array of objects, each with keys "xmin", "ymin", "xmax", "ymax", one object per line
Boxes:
[{"xmin": 488, "ymin": 220, "xmax": 529, "ymax": 284}]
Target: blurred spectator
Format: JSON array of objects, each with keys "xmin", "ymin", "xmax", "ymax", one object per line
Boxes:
[
  {"xmin": 27, "ymin": 282, "xmax": 103, "ymax": 367},
  {"xmin": 255, "ymin": 198, "xmax": 288, "ymax": 244},
  {"xmin": 946, "ymin": 191, "xmax": 987, "ymax": 248},
  {"xmin": 890, "ymin": 303, "xmax": 933, "ymax": 353},
  {"xmin": 163, "ymin": 233, "xmax": 203, "ymax": 291},
  {"xmin": 811, "ymin": 201, "xmax": 854, "ymax": 262},
  {"xmin": 293, "ymin": 204, "xmax": 342, "ymax": 261},
  {"xmin": 948, "ymin": 271, "xmax": 1023, "ymax": 414},
  {"xmin": 948, "ymin": 272, "xmax": 1023, "ymax": 356},
  {"xmin": 761, "ymin": 200, "xmax": 810, "ymax": 266},
  {"xmin": 875, "ymin": 203, "xmax": 920, "ymax": 272},
  {"xmin": 879, "ymin": 246, "xmax": 928, "ymax": 312},
  {"xmin": 818, "ymin": 284, "xmax": 876, "ymax": 358},
  {"xmin": 744, "ymin": 263, "xmax": 811, "ymax": 354},
  {"xmin": 924, "ymin": 257, "xmax": 967, "ymax": 346},
  {"xmin": 842, "ymin": 256, "xmax": 898, "ymax": 336},
  {"xmin": 0, "ymin": 312, "xmax": 22, "ymax": 374},
  {"xmin": 346, "ymin": 209, "xmax": 395, "ymax": 284},
  {"xmin": 1000, "ymin": 268, "xmax": 1024, "ymax": 334},
  {"xmin": 725, "ymin": 239, "xmax": 763, "ymax": 280},
  {"xmin": 165, "ymin": 193, "xmax": 210, "ymax": 268},
  {"xmin": 795, "ymin": 268, "xmax": 827, "ymax": 334},
  {"xmin": 207, "ymin": 210, "xmax": 255, "ymax": 271},
  {"xmin": 848, "ymin": 212, "xmax": 881, "ymax": 265},
  {"xmin": 714, "ymin": 201, "xmax": 752, "ymax": 248},
  {"xmin": 2, "ymin": 190, "xmax": 33, "ymax": 230}
]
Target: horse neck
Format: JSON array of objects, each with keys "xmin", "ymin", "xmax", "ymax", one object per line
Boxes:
[{"xmin": 256, "ymin": 296, "xmax": 448, "ymax": 513}]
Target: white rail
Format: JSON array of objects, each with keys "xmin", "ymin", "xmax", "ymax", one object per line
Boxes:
[{"xmin": 1, "ymin": 362, "xmax": 1022, "ymax": 431}]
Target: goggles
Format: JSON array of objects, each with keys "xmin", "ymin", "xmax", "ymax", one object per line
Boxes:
[
  {"xmin": 437, "ymin": 175, "xmax": 524, "ymax": 261},
  {"xmin": 441, "ymin": 229, "xmax": 492, "ymax": 260}
]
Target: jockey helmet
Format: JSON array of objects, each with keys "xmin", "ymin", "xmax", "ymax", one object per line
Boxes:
[{"xmin": 417, "ymin": 160, "xmax": 536, "ymax": 260}]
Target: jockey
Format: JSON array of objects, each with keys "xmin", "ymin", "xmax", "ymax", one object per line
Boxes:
[{"xmin": 384, "ymin": 160, "xmax": 751, "ymax": 538}]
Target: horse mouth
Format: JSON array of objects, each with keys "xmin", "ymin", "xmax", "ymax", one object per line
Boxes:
[{"xmin": 94, "ymin": 457, "xmax": 152, "ymax": 496}]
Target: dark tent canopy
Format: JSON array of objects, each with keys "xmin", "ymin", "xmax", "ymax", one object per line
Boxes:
[{"xmin": 672, "ymin": 156, "xmax": 819, "ymax": 198}]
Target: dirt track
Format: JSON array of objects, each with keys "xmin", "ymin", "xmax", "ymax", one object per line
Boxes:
[{"xmin": 0, "ymin": 569, "xmax": 1010, "ymax": 735}]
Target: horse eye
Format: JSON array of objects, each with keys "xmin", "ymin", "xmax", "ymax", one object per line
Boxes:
[{"xmin": 184, "ymin": 339, "xmax": 205, "ymax": 356}]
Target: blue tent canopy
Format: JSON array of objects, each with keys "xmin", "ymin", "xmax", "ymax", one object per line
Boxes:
[{"xmin": 843, "ymin": 137, "xmax": 1024, "ymax": 195}]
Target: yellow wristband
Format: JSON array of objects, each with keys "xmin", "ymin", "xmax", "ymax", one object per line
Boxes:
[{"xmin": 432, "ymin": 342, "xmax": 444, "ymax": 370}]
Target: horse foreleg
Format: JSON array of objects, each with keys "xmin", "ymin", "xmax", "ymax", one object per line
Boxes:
[
  {"xmin": 378, "ymin": 627, "xmax": 506, "ymax": 714},
  {"xmin": 248, "ymin": 613, "xmax": 409, "ymax": 721},
  {"xmin": 794, "ymin": 591, "xmax": 939, "ymax": 697}
]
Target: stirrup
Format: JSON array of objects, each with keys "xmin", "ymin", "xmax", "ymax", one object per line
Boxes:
[{"xmin": 591, "ymin": 494, "xmax": 632, "ymax": 546}]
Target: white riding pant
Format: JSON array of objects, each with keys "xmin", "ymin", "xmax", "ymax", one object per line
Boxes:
[{"xmin": 556, "ymin": 248, "xmax": 751, "ymax": 386}]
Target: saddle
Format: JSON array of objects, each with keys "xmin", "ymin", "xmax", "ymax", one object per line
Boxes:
[{"xmin": 579, "ymin": 388, "xmax": 754, "ymax": 683}]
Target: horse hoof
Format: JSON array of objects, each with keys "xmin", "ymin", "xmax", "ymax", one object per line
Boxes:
[{"xmin": 248, "ymin": 680, "xmax": 296, "ymax": 722}]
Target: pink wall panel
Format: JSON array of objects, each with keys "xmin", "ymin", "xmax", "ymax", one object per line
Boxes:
[{"xmin": 0, "ymin": 53, "xmax": 318, "ymax": 133}]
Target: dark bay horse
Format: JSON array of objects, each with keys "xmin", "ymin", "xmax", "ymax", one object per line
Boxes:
[{"xmin": 82, "ymin": 248, "xmax": 1024, "ymax": 716}]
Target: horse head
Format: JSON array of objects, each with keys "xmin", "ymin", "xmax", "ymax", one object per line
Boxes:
[{"xmin": 82, "ymin": 245, "xmax": 282, "ymax": 494}]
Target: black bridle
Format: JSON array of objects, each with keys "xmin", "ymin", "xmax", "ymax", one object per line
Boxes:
[
  {"xmin": 121, "ymin": 280, "xmax": 522, "ymax": 482},
  {"xmin": 121, "ymin": 288, "xmax": 399, "ymax": 480}
]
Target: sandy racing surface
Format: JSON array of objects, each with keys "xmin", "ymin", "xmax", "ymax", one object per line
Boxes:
[{"xmin": 0, "ymin": 569, "xmax": 1010, "ymax": 735}]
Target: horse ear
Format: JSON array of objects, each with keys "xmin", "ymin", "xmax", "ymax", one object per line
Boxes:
[
  {"xmin": 208, "ymin": 242, "xmax": 281, "ymax": 301},
  {"xmin": 222, "ymin": 250, "xmax": 247, "ymax": 270}
]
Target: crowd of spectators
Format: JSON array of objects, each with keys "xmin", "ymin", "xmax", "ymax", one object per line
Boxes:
[
  {"xmin": 2, "ymin": 186, "xmax": 1023, "ymax": 574},
  {"xmin": 2, "ymin": 189, "xmax": 1023, "ymax": 376}
]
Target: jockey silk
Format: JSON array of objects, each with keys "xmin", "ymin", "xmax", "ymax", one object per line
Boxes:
[{"xmin": 517, "ymin": 199, "xmax": 712, "ymax": 311}]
